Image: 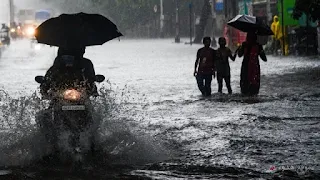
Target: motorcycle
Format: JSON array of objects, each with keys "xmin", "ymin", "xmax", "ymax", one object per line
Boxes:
[
  {"xmin": 0, "ymin": 32, "xmax": 10, "ymax": 46},
  {"xmin": 22, "ymin": 24, "xmax": 36, "ymax": 39},
  {"xmin": 10, "ymin": 27, "xmax": 18, "ymax": 39},
  {"xmin": 35, "ymin": 74, "xmax": 105, "ymax": 166}
]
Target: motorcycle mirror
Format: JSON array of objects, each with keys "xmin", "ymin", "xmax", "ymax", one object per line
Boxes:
[
  {"xmin": 95, "ymin": 75, "xmax": 105, "ymax": 83},
  {"xmin": 35, "ymin": 76, "xmax": 45, "ymax": 83}
]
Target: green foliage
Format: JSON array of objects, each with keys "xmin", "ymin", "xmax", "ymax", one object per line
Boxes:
[{"xmin": 293, "ymin": 0, "xmax": 320, "ymax": 21}]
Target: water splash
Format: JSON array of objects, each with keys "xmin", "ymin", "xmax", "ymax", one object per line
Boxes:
[{"xmin": 0, "ymin": 84, "xmax": 169, "ymax": 169}]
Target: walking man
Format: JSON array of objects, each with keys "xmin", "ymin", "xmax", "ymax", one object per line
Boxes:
[{"xmin": 194, "ymin": 37, "xmax": 216, "ymax": 96}]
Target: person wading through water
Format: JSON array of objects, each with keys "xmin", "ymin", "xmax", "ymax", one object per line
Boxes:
[
  {"xmin": 194, "ymin": 37, "xmax": 216, "ymax": 97},
  {"xmin": 238, "ymin": 32, "xmax": 267, "ymax": 96},
  {"xmin": 216, "ymin": 37, "xmax": 236, "ymax": 94}
]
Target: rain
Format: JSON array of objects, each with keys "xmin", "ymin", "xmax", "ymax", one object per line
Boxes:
[{"xmin": 0, "ymin": 0, "xmax": 319, "ymax": 179}]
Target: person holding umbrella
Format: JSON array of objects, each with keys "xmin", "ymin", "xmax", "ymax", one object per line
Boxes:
[
  {"xmin": 34, "ymin": 13, "xmax": 122, "ymax": 155},
  {"xmin": 35, "ymin": 12, "xmax": 122, "ymax": 97},
  {"xmin": 238, "ymin": 32, "xmax": 267, "ymax": 96},
  {"xmin": 227, "ymin": 15, "xmax": 272, "ymax": 96},
  {"xmin": 40, "ymin": 47, "xmax": 98, "ymax": 98}
]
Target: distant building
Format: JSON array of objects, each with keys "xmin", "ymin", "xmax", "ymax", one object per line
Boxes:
[{"xmin": 252, "ymin": 0, "xmax": 278, "ymax": 23}]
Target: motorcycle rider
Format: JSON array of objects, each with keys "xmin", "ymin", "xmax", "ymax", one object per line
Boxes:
[
  {"xmin": 40, "ymin": 47, "xmax": 98, "ymax": 98},
  {"xmin": 1, "ymin": 23, "xmax": 9, "ymax": 32},
  {"xmin": 1, "ymin": 23, "xmax": 10, "ymax": 45},
  {"xmin": 9, "ymin": 22, "xmax": 18, "ymax": 39},
  {"xmin": 37, "ymin": 47, "xmax": 99, "ymax": 154}
]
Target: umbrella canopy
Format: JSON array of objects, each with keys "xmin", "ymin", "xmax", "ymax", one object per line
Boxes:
[
  {"xmin": 35, "ymin": 12, "xmax": 123, "ymax": 48},
  {"xmin": 227, "ymin": 14, "xmax": 274, "ymax": 36}
]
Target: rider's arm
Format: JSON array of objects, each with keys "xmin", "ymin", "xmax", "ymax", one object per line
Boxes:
[
  {"xmin": 82, "ymin": 59, "xmax": 96, "ymax": 84},
  {"xmin": 83, "ymin": 59, "xmax": 98, "ymax": 96},
  {"xmin": 40, "ymin": 66, "xmax": 54, "ymax": 98}
]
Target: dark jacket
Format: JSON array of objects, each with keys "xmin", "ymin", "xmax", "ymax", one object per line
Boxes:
[{"xmin": 40, "ymin": 48, "xmax": 98, "ymax": 97}]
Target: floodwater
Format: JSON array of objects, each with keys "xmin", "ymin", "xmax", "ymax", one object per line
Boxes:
[{"xmin": 0, "ymin": 39, "xmax": 319, "ymax": 179}]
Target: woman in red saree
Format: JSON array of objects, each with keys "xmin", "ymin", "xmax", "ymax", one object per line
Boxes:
[{"xmin": 238, "ymin": 32, "xmax": 267, "ymax": 96}]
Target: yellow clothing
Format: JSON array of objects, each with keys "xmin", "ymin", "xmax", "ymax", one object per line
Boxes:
[
  {"xmin": 271, "ymin": 15, "xmax": 286, "ymax": 40},
  {"xmin": 271, "ymin": 16, "xmax": 279, "ymax": 39},
  {"xmin": 271, "ymin": 16, "xmax": 288, "ymax": 55}
]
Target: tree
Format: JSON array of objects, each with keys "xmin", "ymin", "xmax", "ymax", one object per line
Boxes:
[
  {"xmin": 193, "ymin": 0, "xmax": 211, "ymax": 44},
  {"xmin": 293, "ymin": 0, "xmax": 320, "ymax": 21}
]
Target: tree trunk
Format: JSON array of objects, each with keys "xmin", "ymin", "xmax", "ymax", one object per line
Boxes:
[{"xmin": 193, "ymin": 0, "xmax": 211, "ymax": 44}]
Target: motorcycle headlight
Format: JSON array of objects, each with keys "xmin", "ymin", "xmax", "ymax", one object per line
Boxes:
[
  {"xmin": 10, "ymin": 28, "xmax": 16, "ymax": 32},
  {"xmin": 26, "ymin": 27, "xmax": 35, "ymax": 36},
  {"xmin": 63, "ymin": 89, "xmax": 81, "ymax": 101}
]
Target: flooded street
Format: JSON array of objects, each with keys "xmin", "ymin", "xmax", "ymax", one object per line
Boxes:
[{"xmin": 0, "ymin": 39, "xmax": 319, "ymax": 179}]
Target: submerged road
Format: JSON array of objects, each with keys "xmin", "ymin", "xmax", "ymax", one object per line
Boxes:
[{"xmin": 0, "ymin": 39, "xmax": 319, "ymax": 179}]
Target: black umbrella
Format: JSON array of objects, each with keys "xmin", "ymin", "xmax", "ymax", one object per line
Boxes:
[
  {"xmin": 227, "ymin": 14, "xmax": 274, "ymax": 36},
  {"xmin": 35, "ymin": 12, "xmax": 123, "ymax": 48}
]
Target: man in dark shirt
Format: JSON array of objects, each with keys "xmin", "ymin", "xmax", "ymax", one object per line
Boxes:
[{"xmin": 194, "ymin": 37, "xmax": 216, "ymax": 96}]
